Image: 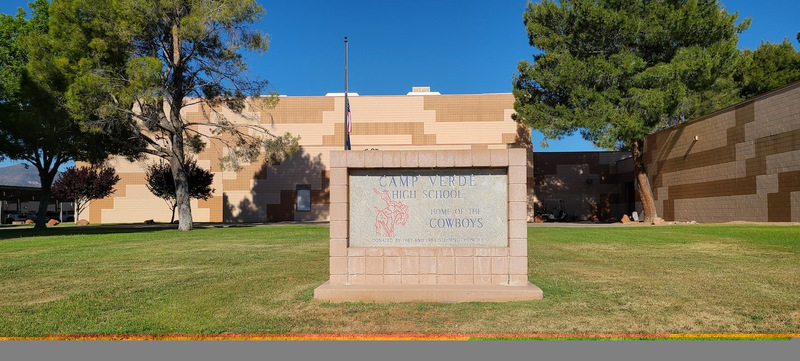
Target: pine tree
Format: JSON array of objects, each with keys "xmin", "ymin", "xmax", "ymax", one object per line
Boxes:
[{"xmin": 513, "ymin": 0, "xmax": 748, "ymax": 222}]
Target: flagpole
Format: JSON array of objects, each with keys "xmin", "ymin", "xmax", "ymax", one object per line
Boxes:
[{"xmin": 344, "ymin": 36, "xmax": 350, "ymax": 150}]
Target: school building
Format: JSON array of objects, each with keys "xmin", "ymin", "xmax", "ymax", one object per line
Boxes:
[{"xmin": 85, "ymin": 82, "xmax": 800, "ymax": 224}]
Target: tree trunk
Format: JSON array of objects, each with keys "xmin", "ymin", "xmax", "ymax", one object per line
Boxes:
[
  {"xmin": 33, "ymin": 168, "xmax": 57, "ymax": 230},
  {"xmin": 170, "ymin": 153, "xmax": 193, "ymax": 231},
  {"xmin": 631, "ymin": 139, "xmax": 658, "ymax": 223},
  {"xmin": 167, "ymin": 21, "xmax": 192, "ymax": 231}
]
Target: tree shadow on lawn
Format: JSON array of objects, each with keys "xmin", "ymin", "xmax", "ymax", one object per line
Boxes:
[{"xmin": 0, "ymin": 223, "xmax": 218, "ymax": 240}]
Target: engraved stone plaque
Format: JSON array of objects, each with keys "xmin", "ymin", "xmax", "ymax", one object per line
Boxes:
[{"xmin": 349, "ymin": 168, "xmax": 508, "ymax": 247}]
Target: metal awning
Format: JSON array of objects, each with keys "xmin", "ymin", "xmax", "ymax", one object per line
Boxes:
[{"xmin": 0, "ymin": 185, "xmax": 42, "ymax": 202}]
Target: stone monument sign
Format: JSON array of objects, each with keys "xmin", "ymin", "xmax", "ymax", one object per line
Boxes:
[
  {"xmin": 349, "ymin": 168, "xmax": 507, "ymax": 248},
  {"xmin": 314, "ymin": 148, "xmax": 543, "ymax": 302}
]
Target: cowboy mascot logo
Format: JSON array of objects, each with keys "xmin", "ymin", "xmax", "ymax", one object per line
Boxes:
[{"xmin": 373, "ymin": 189, "xmax": 409, "ymax": 237}]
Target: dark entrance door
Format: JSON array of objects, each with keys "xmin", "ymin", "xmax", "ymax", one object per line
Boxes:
[{"xmin": 625, "ymin": 182, "xmax": 635, "ymax": 215}]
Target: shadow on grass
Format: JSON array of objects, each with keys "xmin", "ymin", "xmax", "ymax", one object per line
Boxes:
[
  {"xmin": 0, "ymin": 223, "xmax": 188, "ymax": 240},
  {"xmin": 0, "ymin": 221, "xmax": 321, "ymax": 241}
]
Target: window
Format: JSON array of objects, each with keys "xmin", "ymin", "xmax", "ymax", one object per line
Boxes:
[{"xmin": 296, "ymin": 184, "xmax": 311, "ymax": 212}]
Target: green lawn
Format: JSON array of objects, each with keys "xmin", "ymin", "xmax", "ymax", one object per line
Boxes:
[{"xmin": 0, "ymin": 224, "xmax": 798, "ymax": 336}]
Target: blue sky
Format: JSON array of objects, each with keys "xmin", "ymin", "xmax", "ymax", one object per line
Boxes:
[{"xmin": 1, "ymin": 0, "xmax": 798, "ymax": 169}]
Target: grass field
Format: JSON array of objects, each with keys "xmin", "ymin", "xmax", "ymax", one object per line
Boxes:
[{"xmin": 0, "ymin": 224, "xmax": 798, "ymax": 337}]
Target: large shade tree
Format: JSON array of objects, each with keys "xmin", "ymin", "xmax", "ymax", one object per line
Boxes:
[
  {"xmin": 51, "ymin": 0, "xmax": 299, "ymax": 231},
  {"xmin": 513, "ymin": 0, "xmax": 749, "ymax": 222},
  {"xmin": 0, "ymin": 0, "xmax": 134, "ymax": 230}
]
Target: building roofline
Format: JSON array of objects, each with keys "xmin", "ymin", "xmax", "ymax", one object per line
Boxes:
[{"xmin": 268, "ymin": 92, "xmax": 513, "ymax": 98}]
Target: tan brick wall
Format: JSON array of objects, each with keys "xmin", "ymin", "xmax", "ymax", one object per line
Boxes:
[
  {"xmin": 92, "ymin": 93, "xmax": 525, "ymax": 223},
  {"xmin": 84, "ymin": 156, "xmax": 220, "ymax": 224},
  {"xmin": 644, "ymin": 81, "xmax": 800, "ymax": 222}
]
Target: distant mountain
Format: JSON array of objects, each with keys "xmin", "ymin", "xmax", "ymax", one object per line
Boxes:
[{"xmin": 0, "ymin": 163, "xmax": 41, "ymax": 187}]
